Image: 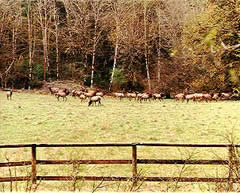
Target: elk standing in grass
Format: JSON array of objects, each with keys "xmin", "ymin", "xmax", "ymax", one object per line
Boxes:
[
  {"xmin": 7, "ymin": 90, "xmax": 13, "ymax": 100},
  {"xmin": 113, "ymin": 92, "xmax": 124, "ymax": 100},
  {"xmin": 175, "ymin": 93, "xmax": 185, "ymax": 102},
  {"xmin": 55, "ymin": 89, "xmax": 70, "ymax": 101},
  {"xmin": 48, "ymin": 87, "xmax": 59, "ymax": 95},
  {"xmin": 153, "ymin": 93, "xmax": 162, "ymax": 101},
  {"xmin": 139, "ymin": 93, "xmax": 152, "ymax": 102},
  {"xmin": 84, "ymin": 90, "xmax": 97, "ymax": 99},
  {"xmin": 88, "ymin": 96, "xmax": 102, "ymax": 106},
  {"xmin": 96, "ymin": 92, "xmax": 104, "ymax": 98}
]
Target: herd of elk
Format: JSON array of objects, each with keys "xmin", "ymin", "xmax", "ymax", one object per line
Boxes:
[
  {"xmin": 48, "ymin": 87, "xmax": 104, "ymax": 106},
  {"xmin": 3, "ymin": 86, "xmax": 235, "ymax": 106},
  {"xmin": 112, "ymin": 92, "xmax": 164, "ymax": 102},
  {"xmin": 175, "ymin": 91, "xmax": 232, "ymax": 102}
]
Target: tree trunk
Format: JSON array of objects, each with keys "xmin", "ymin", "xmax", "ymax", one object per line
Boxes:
[
  {"xmin": 157, "ymin": 18, "xmax": 161, "ymax": 85},
  {"xmin": 143, "ymin": 1, "xmax": 151, "ymax": 91},
  {"xmin": 27, "ymin": 0, "xmax": 33, "ymax": 89},
  {"xmin": 109, "ymin": 37, "xmax": 119, "ymax": 91},
  {"xmin": 90, "ymin": 43, "xmax": 96, "ymax": 88},
  {"xmin": 39, "ymin": 0, "xmax": 50, "ymax": 83},
  {"xmin": 90, "ymin": 20, "xmax": 97, "ymax": 88},
  {"xmin": 54, "ymin": 0, "xmax": 60, "ymax": 81}
]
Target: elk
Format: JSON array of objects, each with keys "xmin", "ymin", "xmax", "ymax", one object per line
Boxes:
[
  {"xmin": 185, "ymin": 94, "xmax": 195, "ymax": 103},
  {"xmin": 139, "ymin": 93, "xmax": 152, "ymax": 102},
  {"xmin": 152, "ymin": 93, "xmax": 162, "ymax": 101},
  {"xmin": 71, "ymin": 90, "xmax": 83, "ymax": 98},
  {"xmin": 96, "ymin": 92, "xmax": 104, "ymax": 98},
  {"xmin": 84, "ymin": 90, "xmax": 97, "ymax": 99},
  {"xmin": 212, "ymin": 93, "xmax": 220, "ymax": 101},
  {"xmin": 79, "ymin": 94, "xmax": 86, "ymax": 102},
  {"xmin": 88, "ymin": 96, "xmax": 102, "ymax": 106},
  {"xmin": 175, "ymin": 93, "xmax": 185, "ymax": 102},
  {"xmin": 48, "ymin": 87, "xmax": 59, "ymax": 95},
  {"xmin": 6, "ymin": 90, "xmax": 13, "ymax": 100},
  {"xmin": 221, "ymin": 92, "xmax": 232, "ymax": 100},
  {"xmin": 113, "ymin": 92, "xmax": 124, "ymax": 100},
  {"xmin": 55, "ymin": 89, "xmax": 70, "ymax": 101},
  {"xmin": 201, "ymin": 93, "xmax": 212, "ymax": 102},
  {"xmin": 126, "ymin": 92, "xmax": 137, "ymax": 101}
]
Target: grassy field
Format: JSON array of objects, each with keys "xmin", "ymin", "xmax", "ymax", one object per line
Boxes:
[{"xmin": 1, "ymin": 90, "xmax": 240, "ymax": 191}]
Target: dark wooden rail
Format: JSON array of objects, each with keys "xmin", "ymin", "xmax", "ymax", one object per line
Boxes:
[{"xmin": 0, "ymin": 142, "xmax": 239, "ymax": 190}]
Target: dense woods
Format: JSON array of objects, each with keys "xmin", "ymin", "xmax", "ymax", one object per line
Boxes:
[{"xmin": 0, "ymin": 0, "xmax": 239, "ymax": 93}]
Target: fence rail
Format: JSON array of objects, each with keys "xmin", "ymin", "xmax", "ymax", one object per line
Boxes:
[{"xmin": 0, "ymin": 142, "xmax": 239, "ymax": 190}]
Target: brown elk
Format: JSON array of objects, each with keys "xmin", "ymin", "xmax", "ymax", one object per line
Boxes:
[
  {"xmin": 55, "ymin": 89, "xmax": 70, "ymax": 101},
  {"xmin": 113, "ymin": 92, "xmax": 124, "ymax": 100},
  {"xmin": 126, "ymin": 92, "xmax": 137, "ymax": 101},
  {"xmin": 185, "ymin": 94, "xmax": 195, "ymax": 103},
  {"xmin": 84, "ymin": 90, "xmax": 97, "ymax": 99},
  {"xmin": 152, "ymin": 93, "xmax": 162, "ymax": 101},
  {"xmin": 71, "ymin": 90, "xmax": 83, "ymax": 98},
  {"xmin": 96, "ymin": 92, "xmax": 104, "ymax": 98},
  {"xmin": 220, "ymin": 92, "xmax": 232, "ymax": 100},
  {"xmin": 175, "ymin": 93, "xmax": 185, "ymax": 102},
  {"xmin": 212, "ymin": 93, "xmax": 220, "ymax": 101},
  {"xmin": 79, "ymin": 94, "xmax": 86, "ymax": 102},
  {"xmin": 88, "ymin": 96, "xmax": 102, "ymax": 106},
  {"xmin": 201, "ymin": 93, "xmax": 212, "ymax": 102},
  {"xmin": 6, "ymin": 90, "xmax": 13, "ymax": 100},
  {"xmin": 139, "ymin": 93, "xmax": 152, "ymax": 102},
  {"xmin": 48, "ymin": 87, "xmax": 59, "ymax": 95}
]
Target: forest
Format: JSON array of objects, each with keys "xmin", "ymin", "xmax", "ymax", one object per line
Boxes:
[{"xmin": 0, "ymin": 0, "xmax": 239, "ymax": 94}]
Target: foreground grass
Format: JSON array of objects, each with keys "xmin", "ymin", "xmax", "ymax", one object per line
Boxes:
[{"xmin": 0, "ymin": 91, "xmax": 240, "ymax": 191}]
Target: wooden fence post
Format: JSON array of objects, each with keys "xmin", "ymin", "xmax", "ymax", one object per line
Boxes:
[
  {"xmin": 132, "ymin": 144, "xmax": 137, "ymax": 186},
  {"xmin": 228, "ymin": 144, "xmax": 233, "ymax": 191},
  {"xmin": 32, "ymin": 144, "xmax": 37, "ymax": 184}
]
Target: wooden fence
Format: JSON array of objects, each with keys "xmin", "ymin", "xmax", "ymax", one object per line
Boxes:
[{"xmin": 0, "ymin": 143, "xmax": 239, "ymax": 190}]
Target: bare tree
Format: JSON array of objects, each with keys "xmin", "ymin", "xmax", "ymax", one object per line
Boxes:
[
  {"xmin": 143, "ymin": 0, "xmax": 152, "ymax": 92},
  {"xmin": 0, "ymin": 0, "xmax": 22, "ymax": 88},
  {"xmin": 54, "ymin": 0, "xmax": 60, "ymax": 80},
  {"xmin": 36, "ymin": 0, "xmax": 54, "ymax": 82},
  {"xmin": 27, "ymin": 0, "xmax": 36, "ymax": 89},
  {"xmin": 108, "ymin": 0, "xmax": 129, "ymax": 91},
  {"xmin": 89, "ymin": 0, "xmax": 107, "ymax": 88}
]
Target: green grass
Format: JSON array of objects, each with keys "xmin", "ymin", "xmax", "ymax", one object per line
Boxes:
[{"xmin": 1, "ymin": 91, "xmax": 240, "ymax": 191}]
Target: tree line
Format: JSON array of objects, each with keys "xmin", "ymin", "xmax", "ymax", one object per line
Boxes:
[{"xmin": 0, "ymin": 0, "xmax": 239, "ymax": 94}]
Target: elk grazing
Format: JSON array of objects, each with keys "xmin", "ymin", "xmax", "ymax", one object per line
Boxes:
[
  {"xmin": 152, "ymin": 93, "xmax": 162, "ymax": 101},
  {"xmin": 185, "ymin": 94, "xmax": 195, "ymax": 103},
  {"xmin": 220, "ymin": 92, "xmax": 232, "ymax": 100},
  {"xmin": 79, "ymin": 94, "xmax": 86, "ymax": 102},
  {"xmin": 126, "ymin": 92, "xmax": 137, "ymax": 101},
  {"xmin": 113, "ymin": 92, "xmax": 124, "ymax": 100},
  {"xmin": 55, "ymin": 89, "xmax": 70, "ymax": 101},
  {"xmin": 71, "ymin": 90, "xmax": 83, "ymax": 98},
  {"xmin": 212, "ymin": 93, "xmax": 220, "ymax": 101},
  {"xmin": 175, "ymin": 93, "xmax": 185, "ymax": 102},
  {"xmin": 201, "ymin": 93, "xmax": 212, "ymax": 102},
  {"xmin": 84, "ymin": 90, "xmax": 97, "ymax": 99},
  {"xmin": 96, "ymin": 92, "xmax": 104, "ymax": 98},
  {"xmin": 88, "ymin": 96, "xmax": 102, "ymax": 106},
  {"xmin": 48, "ymin": 87, "xmax": 59, "ymax": 95},
  {"xmin": 6, "ymin": 90, "xmax": 13, "ymax": 100},
  {"xmin": 139, "ymin": 93, "xmax": 152, "ymax": 102}
]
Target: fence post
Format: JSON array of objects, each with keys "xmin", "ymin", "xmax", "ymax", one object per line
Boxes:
[
  {"xmin": 132, "ymin": 144, "xmax": 137, "ymax": 186},
  {"xmin": 32, "ymin": 144, "xmax": 37, "ymax": 184},
  {"xmin": 228, "ymin": 144, "xmax": 233, "ymax": 191}
]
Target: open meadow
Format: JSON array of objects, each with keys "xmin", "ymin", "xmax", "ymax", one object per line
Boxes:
[{"xmin": 1, "ymin": 90, "xmax": 240, "ymax": 191}]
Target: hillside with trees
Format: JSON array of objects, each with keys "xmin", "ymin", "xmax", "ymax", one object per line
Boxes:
[{"xmin": 0, "ymin": 0, "xmax": 239, "ymax": 93}]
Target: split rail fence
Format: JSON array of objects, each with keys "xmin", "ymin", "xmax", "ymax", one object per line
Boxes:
[{"xmin": 0, "ymin": 143, "xmax": 239, "ymax": 189}]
